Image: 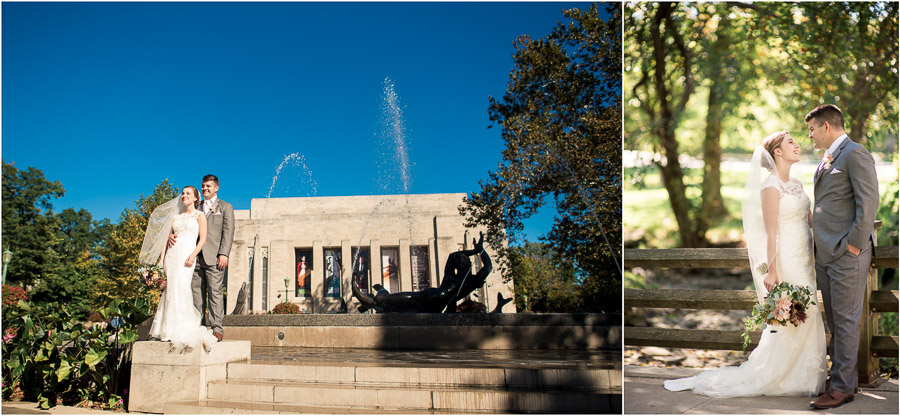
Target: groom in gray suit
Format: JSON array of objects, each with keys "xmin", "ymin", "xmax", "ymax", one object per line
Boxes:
[
  {"xmin": 806, "ymin": 105, "xmax": 878, "ymax": 409},
  {"xmin": 191, "ymin": 174, "xmax": 235, "ymax": 341}
]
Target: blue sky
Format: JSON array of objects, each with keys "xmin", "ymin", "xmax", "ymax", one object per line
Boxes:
[{"xmin": 2, "ymin": 1, "xmax": 605, "ymax": 243}]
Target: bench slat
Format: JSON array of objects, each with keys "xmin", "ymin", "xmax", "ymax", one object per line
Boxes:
[
  {"xmin": 872, "ymin": 336, "xmax": 900, "ymax": 357},
  {"xmin": 625, "ymin": 289, "xmax": 897, "ymax": 312},
  {"xmin": 624, "ymin": 289, "xmax": 757, "ymax": 310},
  {"xmin": 870, "ymin": 290, "xmax": 900, "ymax": 313},
  {"xmin": 625, "ymin": 246, "xmax": 898, "ymax": 269},
  {"xmin": 625, "ymin": 327, "xmax": 898, "ymax": 357},
  {"xmin": 624, "ymin": 327, "xmax": 762, "ymax": 350}
]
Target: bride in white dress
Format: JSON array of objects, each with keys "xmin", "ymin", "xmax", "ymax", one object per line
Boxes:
[
  {"xmin": 141, "ymin": 186, "xmax": 218, "ymax": 352},
  {"xmin": 664, "ymin": 132, "xmax": 826, "ymax": 397}
]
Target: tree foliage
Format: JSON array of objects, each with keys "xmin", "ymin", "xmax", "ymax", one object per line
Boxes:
[
  {"xmin": 751, "ymin": 2, "xmax": 898, "ymax": 148},
  {"xmin": 460, "ymin": 3, "xmax": 621, "ymax": 312},
  {"xmin": 1, "ymin": 160, "xmax": 65, "ymax": 286},
  {"xmin": 625, "ymin": 2, "xmax": 705, "ymax": 247},
  {"xmin": 96, "ymin": 180, "xmax": 178, "ymax": 307},
  {"xmin": 509, "ymin": 243, "xmax": 579, "ymax": 312},
  {"xmin": 625, "ymin": 2, "xmax": 898, "ymax": 248}
]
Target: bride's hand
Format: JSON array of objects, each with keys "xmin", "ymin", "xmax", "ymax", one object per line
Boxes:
[
  {"xmin": 185, "ymin": 256, "xmax": 195, "ymax": 267},
  {"xmin": 764, "ymin": 272, "xmax": 780, "ymax": 293}
]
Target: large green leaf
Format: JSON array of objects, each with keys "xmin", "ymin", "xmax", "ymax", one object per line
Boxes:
[
  {"xmin": 23, "ymin": 316, "xmax": 34, "ymax": 332},
  {"xmin": 57, "ymin": 360, "xmax": 72, "ymax": 382},
  {"xmin": 119, "ymin": 329, "xmax": 139, "ymax": 344},
  {"xmin": 84, "ymin": 347, "xmax": 107, "ymax": 368}
]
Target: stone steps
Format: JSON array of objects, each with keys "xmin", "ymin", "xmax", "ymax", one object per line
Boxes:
[
  {"xmin": 163, "ymin": 358, "xmax": 619, "ymax": 413},
  {"xmin": 227, "ymin": 361, "xmax": 619, "ymax": 391},
  {"xmin": 202, "ymin": 379, "xmax": 612, "ymax": 413},
  {"xmin": 163, "ymin": 399, "xmax": 474, "ymax": 414}
]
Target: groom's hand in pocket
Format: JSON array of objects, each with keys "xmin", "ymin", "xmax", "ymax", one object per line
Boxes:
[
  {"xmin": 168, "ymin": 234, "xmax": 177, "ymax": 249},
  {"xmin": 847, "ymin": 243, "xmax": 861, "ymax": 256}
]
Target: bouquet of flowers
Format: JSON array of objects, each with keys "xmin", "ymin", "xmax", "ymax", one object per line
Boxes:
[
  {"xmin": 742, "ymin": 281, "xmax": 816, "ymax": 349},
  {"xmin": 139, "ymin": 264, "xmax": 167, "ymax": 290}
]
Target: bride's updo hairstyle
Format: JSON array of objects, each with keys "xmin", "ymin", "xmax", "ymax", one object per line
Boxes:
[
  {"xmin": 762, "ymin": 131, "xmax": 789, "ymax": 161},
  {"xmin": 183, "ymin": 186, "xmax": 202, "ymax": 209}
]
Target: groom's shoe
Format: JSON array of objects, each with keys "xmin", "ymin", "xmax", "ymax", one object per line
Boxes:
[
  {"xmin": 810, "ymin": 390, "xmax": 854, "ymax": 409},
  {"xmin": 214, "ymin": 332, "xmax": 223, "ymax": 342}
]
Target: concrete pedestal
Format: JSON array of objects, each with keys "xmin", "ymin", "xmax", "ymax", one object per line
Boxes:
[{"xmin": 128, "ymin": 340, "xmax": 251, "ymax": 413}]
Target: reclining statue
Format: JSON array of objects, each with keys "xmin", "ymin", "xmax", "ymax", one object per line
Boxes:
[{"xmin": 351, "ymin": 232, "xmax": 492, "ymax": 313}]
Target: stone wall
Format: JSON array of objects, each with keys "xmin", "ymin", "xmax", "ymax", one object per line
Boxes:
[
  {"xmin": 223, "ymin": 313, "xmax": 620, "ymax": 350},
  {"xmin": 225, "ymin": 193, "xmax": 514, "ymax": 314}
]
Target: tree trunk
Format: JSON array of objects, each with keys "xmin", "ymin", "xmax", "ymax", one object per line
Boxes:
[
  {"xmin": 848, "ymin": 109, "xmax": 870, "ymax": 146},
  {"xmin": 650, "ymin": 3, "xmax": 704, "ymax": 248},
  {"xmin": 699, "ymin": 34, "xmax": 729, "ymax": 223}
]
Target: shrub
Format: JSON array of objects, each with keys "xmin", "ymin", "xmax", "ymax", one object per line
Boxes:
[
  {"xmin": 457, "ymin": 299, "xmax": 486, "ymax": 313},
  {"xmin": 271, "ymin": 302, "xmax": 301, "ymax": 314},
  {"xmin": 2, "ymin": 298, "xmax": 153, "ymax": 409}
]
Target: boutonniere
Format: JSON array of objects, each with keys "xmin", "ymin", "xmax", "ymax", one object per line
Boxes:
[
  {"xmin": 822, "ymin": 154, "xmax": 833, "ymax": 170},
  {"xmin": 208, "ymin": 203, "xmax": 217, "ymax": 215}
]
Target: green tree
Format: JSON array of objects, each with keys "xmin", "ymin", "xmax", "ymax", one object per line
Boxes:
[
  {"xmin": 30, "ymin": 253, "xmax": 102, "ymax": 320},
  {"xmin": 56, "ymin": 208, "xmax": 110, "ymax": 262},
  {"xmin": 753, "ymin": 2, "xmax": 898, "ymax": 148},
  {"xmin": 459, "ymin": 3, "xmax": 621, "ymax": 312},
  {"xmin": 31, "ymin": 208, "xmax": 110, "ymax": 320},
  {"xmin": 96, "ymin": 179, "xmax": 178, "ymax": 306},
  {"xmin": 509, "ymin": 243, "xmax": 578, "ymax": 312},
  {"xmin": 695, "ymin": 4, "xmax": 768, "ymax": 223},
  {"xmin": 1, "ymin": 160, "xmax": 64, "ymax": 286},
  {"xmin": 626, "ymin": 2, "xmax": 703, "ymax": 247}
]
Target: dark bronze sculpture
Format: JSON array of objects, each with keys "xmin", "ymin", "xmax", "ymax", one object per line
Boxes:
[{"xmin": 351, "ymin": 232, "xmax": 493, "ymax": 313}]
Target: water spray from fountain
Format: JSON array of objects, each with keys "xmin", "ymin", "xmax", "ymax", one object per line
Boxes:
[
  {"xmin": 353, "ymin": 78, "xmax": 417, "ymax": 295},
  {"xmin": 379, "ymin": 77, "xmax": 412, "ymax": 194},
  {"xmin": 265, "ymin": 152, "xmax": 318, "ymax": 199}
]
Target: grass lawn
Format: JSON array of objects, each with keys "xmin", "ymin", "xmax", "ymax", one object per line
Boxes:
[{"xmin": 625, "ymin": 159, "xmax": 898, "ymax": 248}]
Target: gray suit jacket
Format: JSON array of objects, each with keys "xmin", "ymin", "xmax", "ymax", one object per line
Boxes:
[
  {"xmin": 200, "ymin": 198, "xmax": 235, "ymax": 265},
  {"xmin": 812, "ymin": 138, "xmax": 879, "ymax": 262}
]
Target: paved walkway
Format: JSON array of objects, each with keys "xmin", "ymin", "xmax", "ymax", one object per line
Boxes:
[{"xmin": 625, "ymin": 365, "xmax": 899, "ymax": 414}]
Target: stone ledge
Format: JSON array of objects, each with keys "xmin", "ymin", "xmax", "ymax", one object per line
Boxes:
[
  {"xmin": 129, "ymin": 340, "xmax": 251, "ymax": 413},
  {"xmin": 132, "ymin": 340, "xmax": 251, "ymax": 366}
]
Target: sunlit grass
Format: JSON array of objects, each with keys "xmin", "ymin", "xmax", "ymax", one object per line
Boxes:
[{"xmin": 625, "ymin": 160, "xmax": 899, "ymax": 248}]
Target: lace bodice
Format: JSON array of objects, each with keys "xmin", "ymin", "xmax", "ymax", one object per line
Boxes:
[
  {"xmin": 761, "ymin": 174, "xmax": 804, "ymax": 196},
  {"xmin": 172, "ymin": 211, "xmax": 201, "ymax": 239},
  {"xmin": 761, "ymin": 175, "xmax": 810, "ymax": 224}
]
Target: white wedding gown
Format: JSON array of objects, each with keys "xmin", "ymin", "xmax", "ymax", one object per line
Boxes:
[
  {"xmin": 148, "ymin": 210, "xmax": 217, "ymax": 352},
  {"xmin": 664, "ymin": 175, "xmax": 826, "ymax": 397}
]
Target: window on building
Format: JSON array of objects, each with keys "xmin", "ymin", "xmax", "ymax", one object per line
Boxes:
[
  {"xmin": 324, "ymin": 248, "xmax": 342, "ymax": 298},
  {"xmin": 295, "ymin": 249, "xmax": 313, "ymax": 298},
  {"xmin": 351, "ymin": 247, "xmax": 370, "ymax": 294},
  {"xmin": 410, "ymin": 246, "xmax": 430, "ymax": 291},
  {"xmin": 381, "ymin": 247, "xmax": 400, "ymax": 293}
]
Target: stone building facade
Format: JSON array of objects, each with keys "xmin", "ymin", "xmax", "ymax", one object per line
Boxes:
[{"xmin": 225, "ymin": 193, "xmax": 514, "ymax": 314}]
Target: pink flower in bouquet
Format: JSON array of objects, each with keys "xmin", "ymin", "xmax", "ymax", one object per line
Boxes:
[{"xmin": 774, "ymin": 296, "xmax": 792, "ymax": 321}]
